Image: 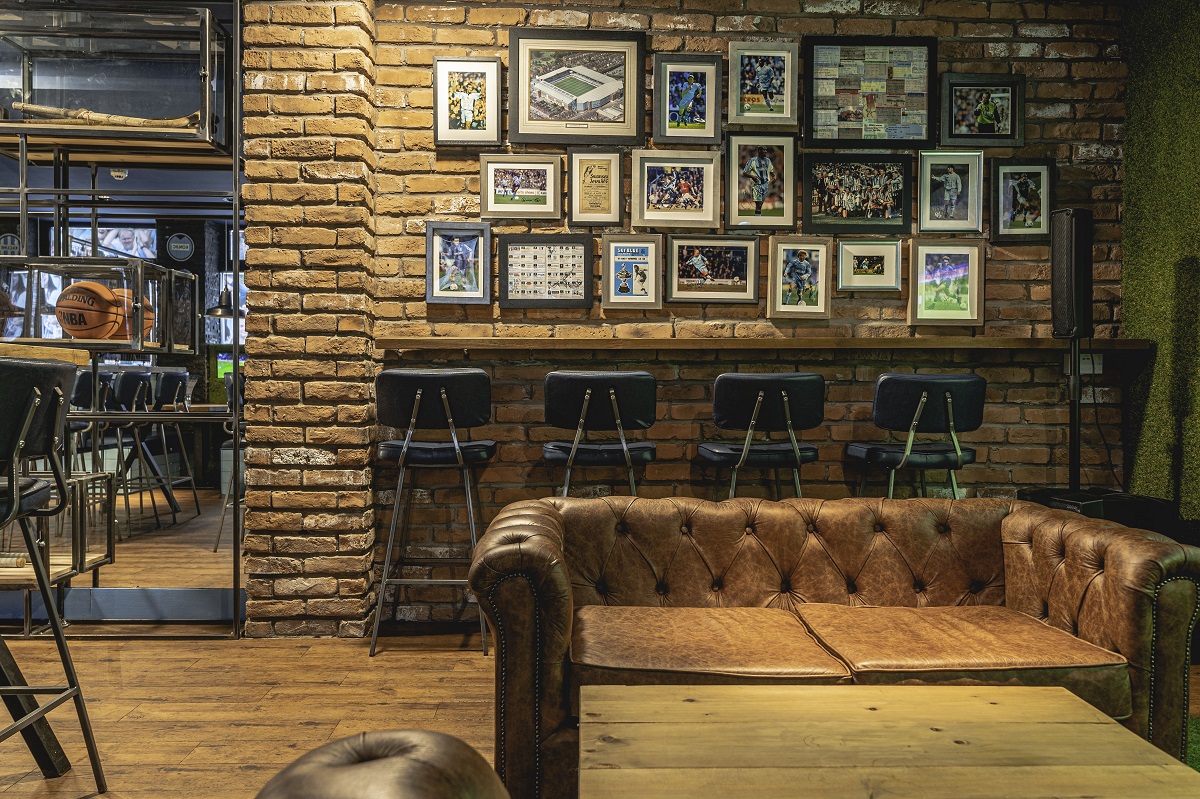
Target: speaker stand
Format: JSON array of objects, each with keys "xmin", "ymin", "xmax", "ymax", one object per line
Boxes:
[{"xmin": 1068, "ymin": 336, "xmax": 1082, "ymax": 491}]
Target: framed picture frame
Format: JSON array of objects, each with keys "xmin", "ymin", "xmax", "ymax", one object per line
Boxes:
[
  {"xmin": 497, "ymin": 234, "xmax": 593, "ymax": 309},
  {"xmin": 837, "ymin": 239, "xmax": 903, "ymax": 291},
  {"xmin": 728, "ymin": 41, "xmax": 799, "ymax": 128},
  {"xmin": 801, "ymin": 153, "xmax": 912, "ymax": 236},
  {"xmin": 652, "ymin": 53, "xmax": 723, "ymax": 145},
  {"xmin": 940, "ymin": 73, "xmax": 1025, "ymax": 148},
  {"xmin": 918, "ymin": 150, "xmax": 983, "ymax": 232},
  {"xmin": 727, "ymin": 134, "xmax": 797, "ymax": 230},
  {"xmin": 766, "ymin": 236, "xmax": 833, "ymax": 320},
  {"xmin": 426, "ymin": 222, "xmax": 491, "ymax": 306},
  {"xmin": 802, "ymin": 36, "xmax": 938, "ymax": 149},
  {"xmin": 507, "ymin": 28, "xmax": 646, "ymax": 146},
  {"xmin": 631, "ymin": 149, "xmax": 721, "ymax": 230},
  {"xmin": 568, "ymin": 149, "xmax": 622, "ymax": 227},
  {"xmin": 666, "ymin": 235, "xmax": 759, "ymax": 304},
  {"xmin": 432, "ymin": 56, "xmax": 502, "ymax": 146},
  {"xmin": 991, "ymin": 158, "xmax": 1054, "ymax": 244},
  {"xmin": 479, "ymin": 153, "xmax": 561, "ymax": 220},
  {"xmin": 908, "ymin": 238, "xmax": 985, "ymax": 325},
  {"xmin": 600, "ymin": 234, "xmax": 663, "ymax": 310}
]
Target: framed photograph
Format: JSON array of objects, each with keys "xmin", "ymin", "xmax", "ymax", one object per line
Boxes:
[
  {"xmin": 728, "ymin": 41, "xmax": 799, "ymax": 128},
  {"xmin": 918, "ymin": 150, "xmax": 983, "ymax": 232},
  {"xmin": 653, "ymin": 53, "xmax": 723, "ymax": 145},
  {"xmin": 728, "ymin": 134, "xmax": 796, "ymax": 229},
  {"xmin": 941, "ymin": 73, "xmax": 1025, "ymax": 148},
  {"xmin": 767, "ymin": 236, "xmax": 832, "ymax": 320},
  {"xmin": 479, "ymin": 154, "xmax": 561, "ymax": 220},
  {"xmin": 837, "ymin": 239, "xmax": 903, "ymax": 291},
  {"xmin": 432, "ymin": 57, "xmax": 502, "ymax": 146},
  {"xmin": 631, "ymin": 149, "xmax": 721, "ymax": 230},
  {"xmin": 508, "ymin": 29, "xmax": 646, "ymax": 145},
  {"xmin": 568, "ymin": 149, "xmax": 622, "ymax": 227},
  {"xmin": 426, "ymin": 222, "xmax": 491, "ymax": 306},
  {"xmin": 908, "ymin": 239, "xmax": 985, "ymax": 325},
  {"xmin": 601, "ymin": 234, "xmax": 663, "ymax": 310},
  {"xmin": 802, "ymin": 36, "xmax": 938, "ymax": 149},
  {"xmin": 666, "ymin": 235, "xmax": 759, "ymax": 304},
  {"xmin": 802, "ymin": 153, "xmax": 912, "ymax": 235},
  {"xmin": 991, "ymin": 158, "xmax": 1054, "ymax": 243},
  {"xmin": 498, "ymin": 234, "xmax": 593, "ymax": 309}
]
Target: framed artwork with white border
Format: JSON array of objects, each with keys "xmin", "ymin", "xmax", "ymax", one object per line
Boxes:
[
  {"xmin": 567, "ymin": 149, "xmax": 622, "ymax": 227},
  {"xmin": 498, "ymin": 233, "xmax": 593, "ymax": 309},
  {"xmin": 728, "ymin": 41, "xmax": 799, "ymax": 128},
  {"xmin": 728, "ymin": 133, "xmax": 797, "ymax": 230},
  {"xmin": 600, "ymin": 234, "xmax": 663, "ymax": 310},
  {"xmin": 666, "ymin": 235, "xmax": 759, "ymax": 304},
  {"xmin": 631, "ymin": 149, "xmax": 721, "ymax": 230},
  {"xmin": 908, "ymin": 238, "xmax": 984, "ymax": 325},
  {"xmin": 426, "ymin": 221, "xmax": 491, "ymax": 306},
  {"xmin": 767, "ymin": 236, "xmax": 832, "ymax": 320},
  {"xmin": 432, "ymin": 57, "xmax": 502, "ymax": 146},
  {"xmin": 991, "ymin": 158, "xmax": 1054, "ymax": 244},
  {"xmin": 837, "ymin": 239, "xmax": 903, "ymax": 291},
  {"xmin": 940, "ymin": 73, "xmax": 1025, "ymax": 148},
  {"xmin": 479, "ymin": 153, "xmax": 561, "ymax": 220},
  {"xmin": 801, "ymin": 152, "xmax": 912, "ymax": 236},
  {"xmin": 652, "ymin": 53, "xmax": 723, "ymax": 145},
  {"xmin": 918, "ymin": 150, "xmax": 983, "ymax": 232}
]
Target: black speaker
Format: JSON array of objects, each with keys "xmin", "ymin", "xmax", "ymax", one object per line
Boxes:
[{"xmin": 1050, "ymin": 207, "xmax": 1094, "ymax": 340}]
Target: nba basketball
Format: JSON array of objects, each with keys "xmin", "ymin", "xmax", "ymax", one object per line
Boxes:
[
  {"xmin": 108, "ymin": 288, "xmax": 156, "ymax": 341},
  {"xmin": 54, "ymin": 281, "xmax": 122, "ymax": 339}
]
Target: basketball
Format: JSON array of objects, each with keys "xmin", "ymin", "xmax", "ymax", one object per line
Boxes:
[
  {"xmin": 108, "ymin": 288, "xmax": 156, "ymax": 341},
  {"xmin": 54, "ymin": 281, "xmax": 122, "ymax": 339}
]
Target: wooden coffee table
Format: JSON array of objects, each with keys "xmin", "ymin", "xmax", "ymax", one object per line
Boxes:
[{"xmin": 579, "ymin": 685, "xmax": 1200, "ymax": 798}]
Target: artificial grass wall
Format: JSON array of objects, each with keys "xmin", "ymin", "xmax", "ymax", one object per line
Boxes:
[{"xmin": 1122, "ymin": 1, "xmax": 1200, "ymax": 519}]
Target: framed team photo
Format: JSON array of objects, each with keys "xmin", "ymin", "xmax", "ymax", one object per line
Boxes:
[
  {"xmin": 667, "ymin": 235, "xmax": 759, "ymax": 304},
  {"xmin": 909, "ymin": 239, "xmax": 984, "ymax": 325},
  {"xmin": 918, "ymin": 150, "xmax": 983, "ymax": 232},
  {"xmin": 568, "ymin": 149, "xmax": 623, "ymax": 227},
  {"xmin": 837, "ymin": 239, "xmax": 903, "ymax": 291},
  {"xmin": 426, "ymin": 222, "xmax": 491, "ymax": 306},
  {"xmin": 498, "ymin": 234, "xmax": 593, "ymax": 309},
  {"xmin": 767, "ymin": 236, "xmax": 832, "ymax": 320},
  {"xmin": 728, "ymin": 134, "xmax": 796, "ymax": 230},
  {"xmin": 728, "ymin": 41, "xmax": 799, "ymax": 128},
  {"xmin": 940, "ymin": 73, "xmax": 1025, "ymax": 148},
  {"xmin": 508, "ymin": 29, "xmax": 646, "ymax": 146},
  {"xmin": 432, "ymin": 57, "xmax": 502, "ymax": 146},
  {"xmin": 802, "ymin": 153, "xmax": 912, "ymax": 235},
  {"xmin": 630, "ymin": 149, "xmax": 721, "ymax": 230},
  {"xmin": 479, "ymin": 153, "xmax": 561, "ymax": 220},
  {"xmin": 600, "ymin": 234, "xmax": 663, "ymax": 310},
  {"xmin": 652, "ymin": 53, "xmax": 722, "ymax": 145},
  {"xmin": 991, "ymin": 159, "xmax": 1053, "ymax": 244}
]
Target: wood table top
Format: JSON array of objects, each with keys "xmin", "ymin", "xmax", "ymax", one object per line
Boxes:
[{"xmin": 578, "ymin": 684, "xmax": 1200, "ymax": 798}]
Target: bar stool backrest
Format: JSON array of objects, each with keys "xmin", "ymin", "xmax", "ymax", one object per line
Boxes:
[
  {"xmin": 112, "ymin": 370, "xmax": 153, "ymax": 413},
  {"xmin": 70, "ymin": 370, "xmax": 115, "ymax": 410},
  {"xmin": 544, "ymin": 371, "xmax": 656, "ymax": 432},
  {"xmin": 224, "ymin": 373, "xmax": 246, "ymax": 412},
  {"xmin": 154, "ymin": 371, "xmax": 190, "ymax": 411},
  {"xmin": 872, "ymin": 373, "xmax": 985, "ymax": 434},
  {"xmin": 713, "ymin": 373, "xmax": 825, "ymax": 432},
  {"xmin": 376, "ymin": 368, "xmax": 491, "ymax": 431},
  {"xmin": 0, "ymin": 358, "xmax": 76, "ymax": 475}
]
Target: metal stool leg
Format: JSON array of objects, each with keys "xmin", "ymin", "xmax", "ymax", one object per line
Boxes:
[
  {"xmin": 918, "ymin": 470, "xmax": 927, "ymax": 498},
  {"xmin": 949, "ymin": 469, "xmax": 960, "ymax": 499},
  {"xmin": 792, "ymin": 468, "xmax": 803, "ymax": 498},
  {"xmin": 462, "ymin": 464, "xmax": 487, "ymax": 656},
  {"xmin": 212, "ymin": 460, "xmax": 237, "ymax": 552},
  {"xmin": 728, "ymin": 467, "xmax": 739, "ymax": 499},
  {"xmin": 130, "ymin": 429, "xmax": 160, "ymax": 528},
  {"xmin": 369, "ymin": 463, "xmax": 408, "ymax": 657},
  {"xmin": 172, "ymin": 422, "xmax": 202, "ymax": 516},
  {"xmin": 887, "ymin": 469, "xmax": 897, "ymax": 499},
  {"xmin": 856, "ymin": 467, "xmax": 867, "ymax": 497}
]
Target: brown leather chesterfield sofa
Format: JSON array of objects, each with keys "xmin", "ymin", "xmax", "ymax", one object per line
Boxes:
[{"xmin": 468, "ymin": 496, "xmax": 1200, "ymax": 799}]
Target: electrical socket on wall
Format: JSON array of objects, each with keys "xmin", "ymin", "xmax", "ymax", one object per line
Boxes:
[{"xmin": 1064, "ymin": 353, "xmax": 1103, "ymax": 375}]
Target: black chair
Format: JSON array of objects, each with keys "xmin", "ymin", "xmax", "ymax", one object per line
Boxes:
[
  {"xmin": 697, "ymin": 372, "xmax": 824, "ymax": 499},
  {"xmin": 67, "ymin": 370, "xmax": 114, "ymax": 472},
  {"xmin": 845, "ymin": 373, "xmax": 986, "ymax": 498},
  {"xmin": 369, "ymin": 369, "xmax": 495, "ymax": 657},
  {"xmin": 104, "ymin": 370, "xmax": 174, "ymax": 528},
  {"xmin": 542, "ymin": 370, "xmax": 657, "ymax": 497},
  {"xmin": 0, "ymin": 357, "xmax": 105, "ymax": 793},
  {"xmin": 212, "ymin": 372, "xmax": 246, "ymax": 552},
  {"xmin": 141, "ymin": 371, "xmax": 202, "ymax": 523}
]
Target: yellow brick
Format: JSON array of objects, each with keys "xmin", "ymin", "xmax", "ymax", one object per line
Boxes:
[
  {"xmin": 302, "ymin": 27, "xmax": 372, "ymax": 51},
  {"xmin": 378, "ymin": 109, "xmax": 434, "ymax": 129},
  {"xmin": 271, "ymin": 50, "xmax": 334, "ymax": 70},
  {"xmin": 272, "ymin": 96, "xmax": 336, "ymax": 115},
  {"xmin": 468, "ymin": 8, "xmax": 527, "ymax": 26},
  {"xmin": 406, "ymin": 5, "xmax": 466, "ymax": 23},
  {"xmin": 242, "ymin": 25, "xmax": 303, "ymax": 47},
  {"xmin": 377, "ymin": 67, "xmax": 433, "ymax": 87},
  {"xmin": 377, "ymin": 23, "xmax": 434, "ymax": 44},
  {"xmin": 434, "ymin": 29, "xmax": 496, "ymax": 46},
  {"xmin": 405, "ymin": 175, "xmax": 466, "ymax": 193},
  {"xmin": 271, "ymin": 5, "xmax": 335, "ymax": 25}
]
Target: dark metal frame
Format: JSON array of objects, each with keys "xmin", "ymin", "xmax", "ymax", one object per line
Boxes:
[
  {"xmin": 498, "ymin": 233, "xmax": 593, "ymax": 309},
  {"xmin": 651, "ymin": 53, "xmax": 723, "ymax": 145},
  {"xmin": 856, "ymin": 389, "xmax": 968, "ymax": 499},
  {"xmin": 939, "ymin": 72, "xmax": 1026, "ymax": 148},
  {"xmin": 431, "ymin": 56, "xmax": 502, "ymax": 147},
  {"xmin": 425, "ymin": 221, "xmax": 492, "ymax": 306},
  {"xmin": 665, "ymin": 235, "xmax": 759, "ymax": 304},
  {"xmin": 990, "ymin": 158, "xmax": 1054, "ymax": 244},
  {"xmin": 726, "ymin": 133, "xmax": 797, "ymax": 230},
  {"xmin": 567, "ymin": 148, "xmax": 623, "ymax": 228},
  {"xmin": 559, "ymin": 385, "xmax": 639, "ymax": 497},
  {"xmin": 726, "ymin": 388, "xmax": 807, "ymax": 500},
  {"xmin": 801, "ymin": 152, "xmax": 913, "ymax": 236}
]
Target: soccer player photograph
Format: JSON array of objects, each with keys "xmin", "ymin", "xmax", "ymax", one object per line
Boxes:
[
  {"xmin": 452, "ymin": 84, "xmax": 482, "ymax": 130},
  {"xmin": 676, "ymin": 73, "xmax": 702, "ymax": 126},
  {"xmin": 940, "ymin": 165, "xmax": 962, "ymax": 220},
  {"xmin": 686, "ymin": 247, "xmax": 713, "ymax": 284},
  {"xmin": 972, "ymin": 90, "xmax": 1000, "ymax": 134},
  {"xmin": 782, "ymin": 250, "xmax": 813, "ymax": 306},
  {"xmin": 742, "ymin": 146, "xmax": 777, "ymax": 216},
  {"xmin": 754, "ymin": 57, "xmax": 776, "ymax": 111}
]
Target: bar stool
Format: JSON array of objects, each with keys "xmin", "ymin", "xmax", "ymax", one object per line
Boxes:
[
  {"xmin": 543, "ymin": 370, "xmax": 657, "ymax": 497},
  {"xmin": 369, "ymin": 368, "xmax": 495, "ymax": 657},
  {"xmin": 104, "ymin": 370, "xmax": 172, "ymax": 528},
  {"xmin": 143, "ymin": 371, "xmax": 202, "ymax": 522},
  {"xmin": 67, "ymin": 370, "xmax": 114, "ymax": 472},
  {"xmin": 212, "ymin": 373, "xmax": 245, "ymax": 552},
  {"xmin": 697, "ymin": 372, "xmax": 824, "ymax": 499},
  {"xmin": 845, "ymin": 373, "xmax": 986, "ymax": 498}
]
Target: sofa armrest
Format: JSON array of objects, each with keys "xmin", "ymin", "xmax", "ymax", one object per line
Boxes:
[
  {"xmin": 1002, "ymin": 502, "xmax": 1200, "ymax": 758},
  {"xmin": 468, "ymin": 499, "xmax": 574, "ymax": 799}
]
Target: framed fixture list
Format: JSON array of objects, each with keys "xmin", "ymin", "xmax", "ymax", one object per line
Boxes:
[{"xmin": 498, "ymin": 234, "xmax": 594, "ymax": 309}]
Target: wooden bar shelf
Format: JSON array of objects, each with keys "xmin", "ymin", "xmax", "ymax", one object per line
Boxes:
[{"xmin": 379, "ymin": 336, "xmax": 1155, "ymax": 353}]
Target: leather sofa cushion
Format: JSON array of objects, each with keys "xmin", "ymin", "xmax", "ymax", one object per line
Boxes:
[{"xmin": 796, "ymin": 604, "xmax": 1131, "ymax": 719}]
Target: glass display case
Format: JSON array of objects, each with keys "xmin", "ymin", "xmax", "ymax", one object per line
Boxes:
[{"xmin": 168, "ymin": 268, "xmax": 198, "ymax": 354}]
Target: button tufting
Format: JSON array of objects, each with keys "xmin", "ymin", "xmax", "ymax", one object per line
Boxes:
[
  {"xmin": 969, "ymin": 580, "xmax": 984, "ymax": 594},
  {"xmin": 938, "ymin": 524, "xmax": 949, "ymax": 534},
  {"xmin": 846, "ymin": 579, "xmax": 857, "ymax": 594},
  {"xmin": 615, "ymin": 523, "xmax": 627, "ymax": 534},
  {"xmin": 913, "ymin": 580, "xmax": 924, "ymax": 592},
  {"xmin": 745, "ymin": 526, "xmax": 755, "ymax": 535},
  {"xmin": 680, "ymin": 525, "xmax": 690, "ymax": 535},
  {"xmin": 655, "ymin": 582, "xmax": 668, "ymax": 596},
  {"xmin": 780, "ymin": 580, "xmax": 791, "ymax": 592},
  {"xmin": 807, "ymin": 523, "xmax": 817, "ymax": 533},
  {"xmin": 874, "ymin": 524, "xmax": 884, "ymax": 533},
  {"xmin": 710, "ymin": 580, "xmax": 722, "ymax": 592}
]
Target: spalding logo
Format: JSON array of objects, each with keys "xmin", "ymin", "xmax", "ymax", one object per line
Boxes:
[{"xmin": 166, "ymin": 233, "xmax": 194, "ymax": 261}]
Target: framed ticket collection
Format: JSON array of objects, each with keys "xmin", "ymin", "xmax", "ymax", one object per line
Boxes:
[{"xmin": 498, "ymin": 234, "xmax": 593, "ymax": 309}]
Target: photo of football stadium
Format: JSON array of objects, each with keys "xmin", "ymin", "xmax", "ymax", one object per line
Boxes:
[{"xmin": 527, "ymin": 49, "xmax": 627, "ymax": 123}]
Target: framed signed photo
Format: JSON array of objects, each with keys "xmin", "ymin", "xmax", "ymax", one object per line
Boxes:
[
  {"xmin": 426, "ymin": 222, "xmax": 491, "ymax": 306},
  {"xmin": 479, "ymin": 154, "xmax": 561, "ymax": 220},
  {"xmin": 667, "ymin": 235, "xmax": 759, "ymax": 304},
  {"xmin": 941, "ymin": 73, "xmax": 1025, "ymax": 148},
  {"xmin": 652, "ymin": 53, "xmax": 722, "ymax": 145},
  {"xmin": 601, "ymin": 234, "xmax": 663, "ymax": 310},
  {"xmin": 631, "ymin": 149, "xmax": 721, "ymax": 230},
  {"xmin": 837, "ymin": 239, "xmax": 903, "ymax": 291},
  {"xmin": 767, "ymin": 236, "xmax": 832, "ymax": 320},
  {"xmin": 908, "ymin": 239, "xmax": 984, "ymax": 325},
  {"xmin": 568, "ymin": 149, "xmax": 622, "ymax": 227},
  {"xmin": 432, "ymin": 57, "xmax": 502, "ymax": 146},
  {"xmin": 508, "ymin": 29, "xmax": 646, "ymax": 145},
  {"xmin": 498, "ymin": 234, "xmax": 593, "ymax": 309},
  {"xmin": 991, "ymin": 158, "xmax": 1053, "ymax": 244},
  {"xmin": 801, "ymin": 153, "xmax": 912, "ymax": 235},
  {"xmin": 728, "ymin": 134, "xmax": 796, "ymax": 229},
  {"xmin": 728, "ymin": 41, "xmax": 799, "ymax": 127},
  {"xmin": 802, "ymin": 36, "xmax": 937, "ymax": 149},
  {"xmin": 919, "ymin": 150, "xmax": 983, "ymax": 232}
]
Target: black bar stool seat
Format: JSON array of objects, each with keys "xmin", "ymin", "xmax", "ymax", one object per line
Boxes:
[
  {"xmin": 0, "ymin": 477, "xmax": 53, "ymax": 516},
  {"xmin": 379, "ymin": 439, "xmax": 496, "ymax": 466},
  {"xmin": 844, "ymin": 441, "xmax": 978, "ymax": 470},
  {"xmin": 542, "ymin": 440, "xmax": 655, "ymax": 467},
  {"xmin": 698, "ymin": 440, "xmax": 818, "ymax": 468}
]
